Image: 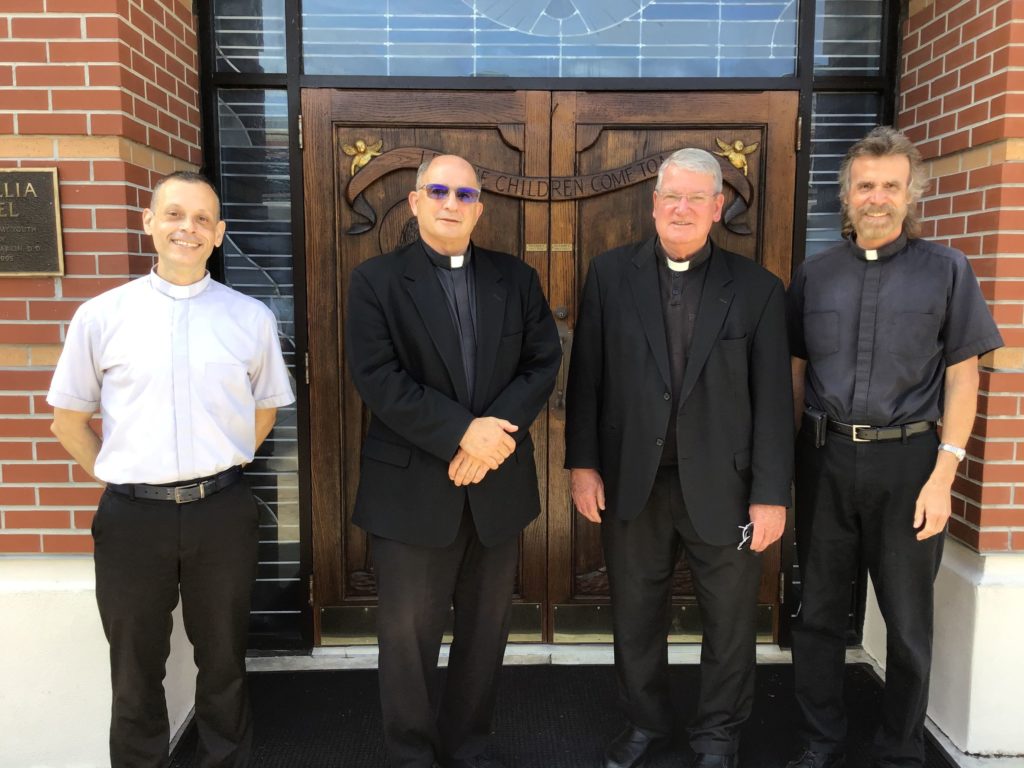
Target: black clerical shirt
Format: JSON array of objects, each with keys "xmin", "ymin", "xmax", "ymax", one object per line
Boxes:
[
  {"xmin": 656, "ymin": 238, "xmax": 711, "ymax": 465},
  {"xmin": 422, "ymin": 240, "xmax": 478, "ymax": 399},
  {"xmin": 788, "ymin": 231, "xmax": 1003, "ymax": 426}
]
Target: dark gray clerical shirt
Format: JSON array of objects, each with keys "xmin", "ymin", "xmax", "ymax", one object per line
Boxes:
[
  {"xmin": 787, "ymin": 231, "xmax": 1003, "ymax": 426},
  {"xmin": 422, "ymin": 239, "xmax": 478, "ymax": 399},
  {"xmin": 656, "ymin": 238, "xmax": 711, "ymax": 465}
]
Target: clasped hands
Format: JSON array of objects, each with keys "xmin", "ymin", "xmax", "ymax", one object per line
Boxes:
[{"xmin": 448, "ymin": 417, "xmax": 518, "ymax": 486}]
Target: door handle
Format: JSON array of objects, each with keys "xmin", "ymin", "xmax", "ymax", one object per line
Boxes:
[{"xmin": 553, "ymin": 306, "xmax": 573, "ymax": 412}]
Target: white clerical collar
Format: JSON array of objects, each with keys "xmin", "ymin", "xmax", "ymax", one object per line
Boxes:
[
  {"xmin": 849, "ymin": 230, "xmax": 907, "ymax": 263},
  {"xmin": 656, "ymin": 238, "xmax": 711, "ymax": 273},
  {"xmin": 422, "ymin": 240, "xmax": 470, "ymax": 270},
  {"xmin": 149, "ymin": 268, "xmax": 212, "ymax": 299}
]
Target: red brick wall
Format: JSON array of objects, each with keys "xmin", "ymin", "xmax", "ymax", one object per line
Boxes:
[
  {"xmin": 0, "ymin": 0, "xmax": 200, "ymax": 554},
  {"xmin": 900, "ymin": 0, "xmax": 1024, "ymax": 552}
]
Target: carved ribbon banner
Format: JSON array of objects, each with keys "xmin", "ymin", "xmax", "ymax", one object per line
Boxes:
[{"xmin": 344, "ymin": 146, "xmax": 753, "ymax": 236}]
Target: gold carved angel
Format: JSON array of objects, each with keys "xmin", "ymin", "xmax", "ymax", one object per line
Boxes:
[
  {"xmin": 343, "ymin": 138, "xmax": 383, "ymax": 176},
  {"xmin": 714, "ymin": 138, "xmax": 759, "ymax": 177}
]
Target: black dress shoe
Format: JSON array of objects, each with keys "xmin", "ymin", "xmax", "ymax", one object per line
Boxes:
[
  {"xmin": 784, "ymin": 748, "xmax": 846, "ymax": 768},
  {"xmin": 604, "ymin": 725, "xmax": 668, "ymax": 768},
  {"xmin": 692, "ymin": 754, "xmax": 737, "ymax": 768}
]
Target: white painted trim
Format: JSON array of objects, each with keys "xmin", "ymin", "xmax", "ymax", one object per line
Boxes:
[
  {"xmin": 0, "ymin": 557, "xmax": 197, "ymax": 768},
  {"xmin": 862, "ymin": 539, "xmax": 1024, "ymax": 758}
]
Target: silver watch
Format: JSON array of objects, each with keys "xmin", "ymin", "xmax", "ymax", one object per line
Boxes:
[{"xmin": 938, "ymin": 442, "xmax": 966, "ymax": 462}]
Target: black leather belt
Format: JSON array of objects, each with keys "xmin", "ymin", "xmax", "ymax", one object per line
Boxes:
[
  {"xmin": 107, "ymin": 466, "xmax": 243, "ymax": 504},
  {"xmin": 827, "ymin": 420, "xmax": 935, "ymax": 443}
]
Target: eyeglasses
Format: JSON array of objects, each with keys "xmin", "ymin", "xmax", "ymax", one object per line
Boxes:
[
  {"xmin": 657, "ymin": 192, "xmax": 716, "ymax": 207},
  {"xmin": 419, "ymin": 184, "xmax": 481, "ymax": 204}
]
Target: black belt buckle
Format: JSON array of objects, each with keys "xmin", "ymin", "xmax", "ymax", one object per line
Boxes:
[
  {"xmin": 804, "ymin": 406, "xmax": 828, "ymax": 448},
  {"xmin": 850, "ymin": 424, "xmax": 871, "ymax": 443}
]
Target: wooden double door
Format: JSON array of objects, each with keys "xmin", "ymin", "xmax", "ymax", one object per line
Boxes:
[{"xmin": 303, "ymin": 89, "xmax": 798, "ymax": 645}]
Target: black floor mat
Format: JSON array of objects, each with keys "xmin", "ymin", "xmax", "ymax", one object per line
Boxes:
[{"xmin": 170, "ymin": 663, "xmax": 955, "ymax": 767}]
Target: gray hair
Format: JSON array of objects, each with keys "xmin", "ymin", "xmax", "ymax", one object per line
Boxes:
[
  {"xmin": 415, "ymin": 156, "xmax": 482, "ymax": 190},
  {"xmin": 839, "ymin": 126, "xmax": 928, "ymax": 238},
  {"xmin": 655, "ymin": 148, "xmax": 723, "ymax": 194}
]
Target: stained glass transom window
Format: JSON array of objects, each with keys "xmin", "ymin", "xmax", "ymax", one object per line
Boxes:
[{"xmin": 299, "ymin": 0, "xmax": 799, "ymax": 78}]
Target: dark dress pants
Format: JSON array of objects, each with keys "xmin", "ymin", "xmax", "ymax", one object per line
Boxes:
[
  {"xmin": 791, "ymin": 426, "xmax": 944, "ymax": 767},
  {"xmin": 92, "ymin": 480, "xmax": 259, "ymax": 768},
  {"xmin": 371, "ymin": 508, "xmax": 519, "ymax": 768},
  {"xmin": 602, "ymin": 466, "xmax": 763, "ymax": 756}
]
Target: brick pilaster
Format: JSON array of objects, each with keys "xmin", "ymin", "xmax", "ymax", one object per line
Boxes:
[
  {"xmin": 901, "ymin": 0, "xmax": 1024, "ymax": 552},
  {"xmin": 0, "ymin": 0, "xmax": 200, "ymax": 554}
]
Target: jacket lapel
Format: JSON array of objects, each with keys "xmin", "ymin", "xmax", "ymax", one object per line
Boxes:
[
  {"xmin": 471, "ymin": 247, "xmax": 507, "ymax": 412},
  {"xmin": 627, "ymin": 239, "xmax": 671, "ymax": 389},
  {"xmin": 402, "ymin": 241, "xmax": 472, "ymax": 407},
  {"xmin": 678, "ymin": 244, "xmax": 734, "ymax": 405}
]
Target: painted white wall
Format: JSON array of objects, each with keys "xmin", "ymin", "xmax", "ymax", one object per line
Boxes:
[
  {"xmin": 0, "ymin": 557, "xmax": 197, "ymax": 768},
  {"xmin": 861, "ymin": 538, "xmax": 1024, "ymax": 756}
]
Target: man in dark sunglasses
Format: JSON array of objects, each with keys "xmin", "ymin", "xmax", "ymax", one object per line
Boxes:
[{"xmin": 346, "ymin": 154, "xmax": 561, "ymax": 768}]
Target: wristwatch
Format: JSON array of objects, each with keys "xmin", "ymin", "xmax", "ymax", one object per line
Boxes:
[{"xmin": 938, "ymin": 442, "xmax": 966, "ymax": 462}]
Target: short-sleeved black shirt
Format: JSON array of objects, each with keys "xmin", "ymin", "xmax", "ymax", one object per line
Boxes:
[{"xmin": 787, "ymin": 232, "xmax": 1003, "ymax": 426}]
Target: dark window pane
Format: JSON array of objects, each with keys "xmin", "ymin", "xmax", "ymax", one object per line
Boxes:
[
  {"xmin": 214, "ymin": 0, "xmax": 286, "ymax": 74},
  {"xmin": 806, "ymin": 92, "xmax": 882, "ymax": 257},
  {"xmin": 814, "ymin": 0, "xmax": 884, "ymax": 75},
  {"xmin": 217, "ymin": 88, "xmax": 301, "ymax": 646}
]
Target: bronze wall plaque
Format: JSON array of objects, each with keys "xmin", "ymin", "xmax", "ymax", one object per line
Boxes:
[{"xmin": 0, "ymin": 168, "xmax": 64, "ymax": 277}]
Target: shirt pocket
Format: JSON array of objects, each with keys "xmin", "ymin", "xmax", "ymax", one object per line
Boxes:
[
  {"xmin": 201, "ymin": 362, "xmax": 253, "ymax": 416},
  {"xmin": 804, "ymin": 311, "xmax": 839, "ymax": 358},
  {"xmin": 885, "ymin": 312, "xmax": 941, "ymax": 359}
]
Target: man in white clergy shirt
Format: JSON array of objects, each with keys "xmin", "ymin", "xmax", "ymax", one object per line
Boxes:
[{"xmin": 48, "ymin": 171, "xmax": 295, "ymax": 768}]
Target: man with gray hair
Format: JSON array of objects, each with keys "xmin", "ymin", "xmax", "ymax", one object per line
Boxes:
[
  {"xmin": 786, "ymin": 127, "xmax": 1002, "ymax": 768},
  {"xmin": 566, "ymin": 148, "xmax": 793, "ymax": 768}
]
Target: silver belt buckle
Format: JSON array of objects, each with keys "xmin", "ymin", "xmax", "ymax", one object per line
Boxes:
[
  {"xmin": 851, "ymin": 424, "xmax": 870, "ymax": 442},
  {"xmin": 174, "ymin": 482, "xmax": 203, "ymax": 504}
]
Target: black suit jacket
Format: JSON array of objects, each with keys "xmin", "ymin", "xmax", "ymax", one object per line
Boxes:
[
  {"xmin": 346, "ymin": 240, "xmax": 560, "ymax": 548},
  {"xmin": 565, "ymin": 238, "xmax": 793, "ymax": 546}
]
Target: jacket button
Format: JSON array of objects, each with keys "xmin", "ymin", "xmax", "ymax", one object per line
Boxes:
[
  {"xmin": 655, "ymin": 438, "xmax": 664, "ymax": 446},
  {"xmin": 663, "ymin": 392, "xmax": 671, "ymax": 400}
]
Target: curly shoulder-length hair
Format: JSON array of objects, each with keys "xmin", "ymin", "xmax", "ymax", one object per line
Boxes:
[{"xmin": 839, "ymin": 126, "xmax": 928, "ymax": 239}]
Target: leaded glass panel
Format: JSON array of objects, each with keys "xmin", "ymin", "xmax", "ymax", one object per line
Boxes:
[
  {"xmin": 214, "ymin": 0, "xmax": 287, "ymax": 74},
  {"xmin": 302, "ymin": 0, "xmax": 798, "ymax": 78},
  {"xmin": 217, "ymin": 88, "xmax": 301, "ymax": 645},
  {"xmin": 805, "ymin": 91, "xmax": 882, "ymax": 257},
  {"xmin": 813, "ymin": 0, "xmax": 884, "ymax": 75}
]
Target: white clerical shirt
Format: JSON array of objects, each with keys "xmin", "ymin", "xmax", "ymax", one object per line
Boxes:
[{"xmin": 47, "ymin": 270, "xmax": 295, "ymax": 484}]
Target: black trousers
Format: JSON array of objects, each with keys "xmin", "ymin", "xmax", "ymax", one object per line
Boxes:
[
  {"xmin": 791, "ymin": 426, "xmax": 944, "ymax": 767},
  {"xmin": 371, "ymin": 509, "xmax": 519, "ymax": 768},
  {"xmin": 92, "ymin": 480, "xmax": 259, "ymax": 768},
  {"xmin": 602, "ymin": 466, "xmax": 763, "ymax": 756}
]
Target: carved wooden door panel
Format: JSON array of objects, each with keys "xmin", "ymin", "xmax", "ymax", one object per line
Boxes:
[
  {"xmin": 546, "ymin": 92, "xmax": 798, "ymax": 642},
  {"xmin": 303, "ymin": 89, "xmax": 553, "ymax": 644},
  {"xmin": 303, "ymin": 89, "xmax": 798, "ymax": 645}
]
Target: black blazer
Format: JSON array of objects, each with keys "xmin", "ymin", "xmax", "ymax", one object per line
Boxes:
[
  {"xmin": 346, "ymin": 240, "xmax": 560, "ymax": 547},
  {"xmin": 565, "ymin": 238, "xmax": 793, "ymax": 546}
]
